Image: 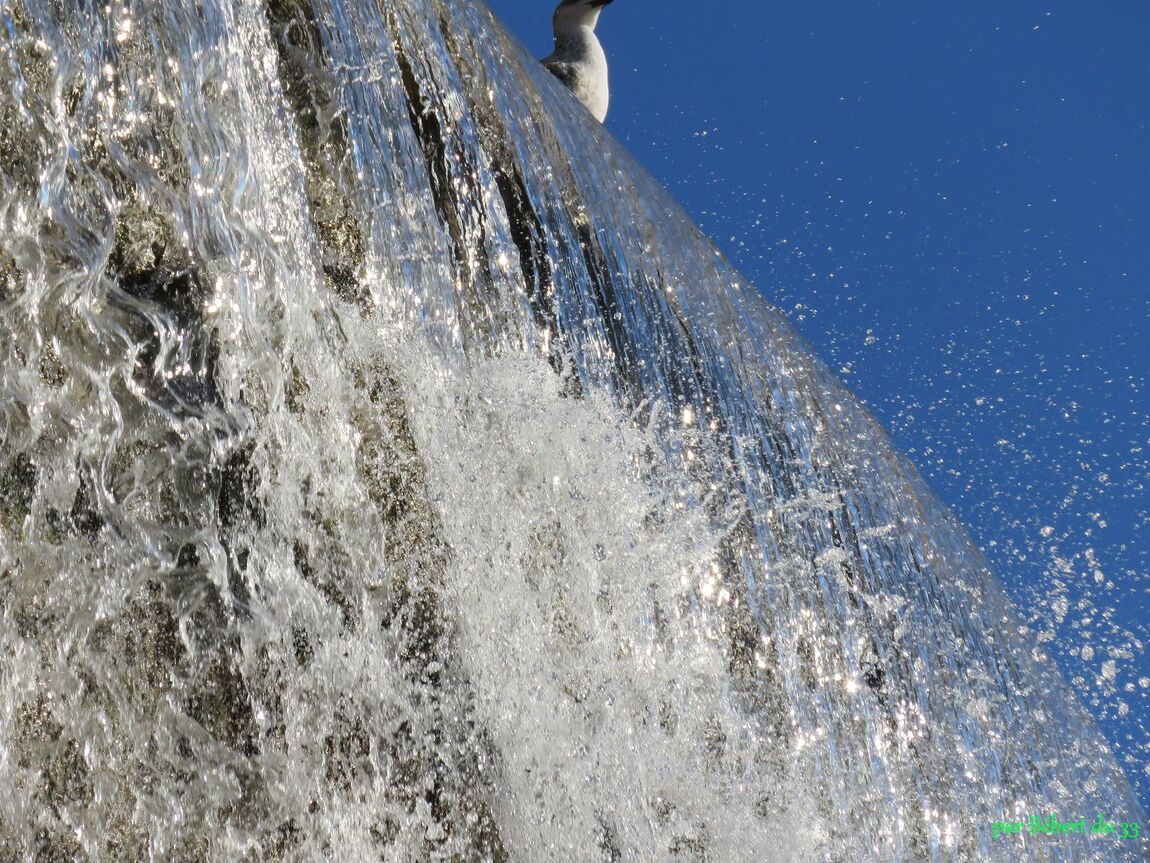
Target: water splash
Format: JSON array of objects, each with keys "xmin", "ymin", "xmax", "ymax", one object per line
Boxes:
[{"xmin": 0, "ymin": 0, "xmax": 1143, "ymax": 859}]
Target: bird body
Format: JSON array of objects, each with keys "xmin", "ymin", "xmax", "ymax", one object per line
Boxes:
[{"xmin": 542, "ymin": 0, "xmax": 613, "ymax": 122}]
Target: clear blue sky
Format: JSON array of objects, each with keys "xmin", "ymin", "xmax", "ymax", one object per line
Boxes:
[{"xmin": 485, "ymin": 0, "xmax": 1150, "ymax": 813}]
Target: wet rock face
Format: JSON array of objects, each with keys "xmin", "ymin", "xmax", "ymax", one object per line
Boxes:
[
  {"xmin": 0, "ymin": 0, "xmax": 504, "ymax": 853},
  {"xmin": 0, "ymin": 453, "xmax": 37, "ymax": 531}
]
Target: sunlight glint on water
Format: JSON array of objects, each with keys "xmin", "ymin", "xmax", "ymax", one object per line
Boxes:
[{"xmin": 0, "ymin": 0, "xmax": 1142, "ymax": 860}]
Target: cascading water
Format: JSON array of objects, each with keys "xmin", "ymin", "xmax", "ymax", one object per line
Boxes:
[{"xmin": 0, "ymin": 0, "xmax": 1144, "ymax": 860}]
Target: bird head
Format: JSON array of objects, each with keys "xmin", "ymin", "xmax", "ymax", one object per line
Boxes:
[{"xmin": 553, "ymin": 0, "xmax": 614, "ymax": 31}]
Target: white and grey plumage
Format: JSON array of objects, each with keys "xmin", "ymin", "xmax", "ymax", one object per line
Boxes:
[{"xmin": 542, "ymin": 0, "xmax": 614, "ymax": 123}]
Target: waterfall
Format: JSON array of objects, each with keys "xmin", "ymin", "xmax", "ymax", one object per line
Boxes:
[{"xmin": 0, "ymin": 0, "xmax": 1142, "ymax": 859}]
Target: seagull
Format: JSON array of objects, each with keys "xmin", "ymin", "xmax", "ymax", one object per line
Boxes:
[{"xmin": 542, "ymin": 0, "xmax": 614, "ymax": 123}]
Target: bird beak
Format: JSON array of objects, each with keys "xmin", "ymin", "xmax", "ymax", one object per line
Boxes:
[{"xmin": 591, "ymin": 0, "xmax": 613, "ymax": 6}]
